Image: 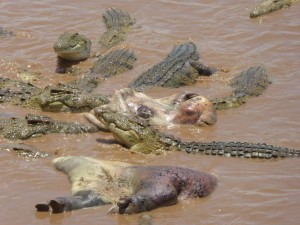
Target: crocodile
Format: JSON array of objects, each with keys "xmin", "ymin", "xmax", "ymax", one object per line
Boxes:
[
  {"xmin": 93, "ymin": 110, "xmax": 300, "ymax": 158},
  {"xmin": 0, "ymin": 143, "xmax": 48, "ymax": 158},
  {"xmin": 128, "ymin": 42, "xmax": 216, "ymax": 91},
  {"xmin": 250, "ymin": 0, "xmax": 298, "ymax": 18},
  {"xmin": 33, "ymin": 83, "xmax": 110, "ymax": 112},
  {"xmin": 35, "ymin": 156, "xmax": 217, "ymax": 214},
  {"xmin": 0, "ymin": 48, "xmax": 136, "ymax": 112},
  {"xmin": 212, "ymin": 65, "xmax": 271, "ymax": 110},
  {"xmin": 100, "ymin": 7, "xmax": 135, "ymax": 49},
  {"xmin": 53, "ymin": 7, "xmax": 135, "ymax": 63},
  {"xmin": 53, "ymin": 32, "xmax": 92, "ymax": 61},
  {"xmin": 0, "ymin": 77, "xmax": 109, "ymax": 112},
  {"xmin": 0, "ymin": 114, "xmax": 99, "ymax": 140},
  {"xmin": 0, "ymin": 77, "xmax": 41, "ymax": 106}
]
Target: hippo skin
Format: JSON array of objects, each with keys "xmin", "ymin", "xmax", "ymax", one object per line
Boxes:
[
  {"xmin": 85, "ymin": 88, "xmax": 217, "ymax": 130},
  {"xmin": 35, "ymin": 156, "xmax": 218, "ymax": 214}
]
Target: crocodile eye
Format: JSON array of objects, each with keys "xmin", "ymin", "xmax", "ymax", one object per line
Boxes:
[
  {"xmin": 137, "ymin": 105, "xmax": 154, "ymax": 119},
  {"xmin": 72, "ymin": 33, "xmax": 79, "ymax": 38},
  {"xmin": 109, "ymin": 34, "xmax": 117, "ymax": 41}
]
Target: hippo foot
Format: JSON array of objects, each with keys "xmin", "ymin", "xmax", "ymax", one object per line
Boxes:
[
  {"xmin": 117, "ymin": 197, "xmax": 134, "ymax": 214},
  {"xmin": 108, "ymin": 198, "xmax": 127, "ymax": 214},
  {"xmin": 35, "ymin": 203, "xmax": 50, "ymax": 212},
  {"xmin": 49, "ymin": 199, "xmax": 66, "ymax": 213},
  {"xmin": 108, "ymin": 196, "xmax": 136, "ymax": 214},
  {"xmin": 35, "ymin": 198, "xmax": 68, "ymax": 213},
  {"xmin": 109, "ymin": 196, "xmax": 151, "ymax": 214}
]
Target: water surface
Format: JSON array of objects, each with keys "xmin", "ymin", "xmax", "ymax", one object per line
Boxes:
[{"xmin": 0, "ymin": 1, "xmax": 299, "ymax": 224}]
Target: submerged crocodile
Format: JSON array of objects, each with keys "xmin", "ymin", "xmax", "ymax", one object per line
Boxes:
[
  {"xmin": 212, "ymin": 65, "xmax": 271, "ymax": 110},
  {"xmin": 129, "ymin": 42, "xmax": 216, "ymax": 91},
  {"xmin": 250, "ymin": 0, "xmax": 298, "ymax": 18},
  {"xmin": 93, "ymin": 110, "xmax": 300, "ymax": 159},
  {"xmin": 0, "ymin": 143, "xmax": 48, "ymax": 158},
  {"xmin": 0, "ymin": 77, "xmax": 108, "ymax": 112},
  {"xmin": 0, "ymin": 114, "xmax": 99, "ymax": 140},
  {"xmin": 100, "ymin": 7, "xmax": 135, "ymax": 49},
  {"xmin": 53, "ymin": 32, "xmax": 92, "ymax": 61}
]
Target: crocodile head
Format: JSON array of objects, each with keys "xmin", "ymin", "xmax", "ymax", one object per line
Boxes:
[
  {"xmin": 53, "ymin": 32, "xmax": 91, "ymax": 61},
  {"xmin": 249, "ymin": 0, "xmax": 296, "ymax": 18},
  {"xmin": 93, "ymin": 110, "xmax": 174, "ymax": 155}
]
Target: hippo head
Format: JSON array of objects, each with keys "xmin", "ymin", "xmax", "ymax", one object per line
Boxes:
[
  {"xmin": 86, "ymin": 89, "xmax": 217, "ymax": 129},
  {"xmin": 172, "ymin": 93, "xmax": 217, "ymax": 126}
]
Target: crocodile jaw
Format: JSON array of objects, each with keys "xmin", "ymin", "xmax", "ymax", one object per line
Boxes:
[{"xmin": 108, "ymin": 123, "xmax": 141, "ymax": 148}]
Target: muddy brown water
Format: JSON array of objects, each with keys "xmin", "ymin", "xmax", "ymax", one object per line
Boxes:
[{"xmin": 0, "ymin": 1, "xmax": 299, "ymax": 224}]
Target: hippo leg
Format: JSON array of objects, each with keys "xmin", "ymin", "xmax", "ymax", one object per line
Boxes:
[
  {"xmin": 109, "ymin": 184, "xmax": 178, "ymax": 214},
  {"xmin": 36, "ymin": 190, "xmax": 104, "ymax": 213}
]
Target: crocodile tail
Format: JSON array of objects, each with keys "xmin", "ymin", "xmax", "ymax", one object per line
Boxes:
[{"xmin": 178, "ymin": 141, "xmax": 300, "ymax": 159}]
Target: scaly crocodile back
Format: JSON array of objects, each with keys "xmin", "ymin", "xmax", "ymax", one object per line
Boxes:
[
  {"xmin": 129, "ymin": 42, "xmax": 201, "ymax": 90},
  {"xmin": 178, "ymin": 141, "xmax": 300, "ymax": 159},
  {"xmin": 212, "ymin": 65, "xmax": 271, "ymax": 110},
  {"xmin": 90, "ymin": 49, "xmax": 137, "ymax": 78},
  {"xmin": 230, "ymin": 65, "xmax": 271, "ymax": 97}
]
